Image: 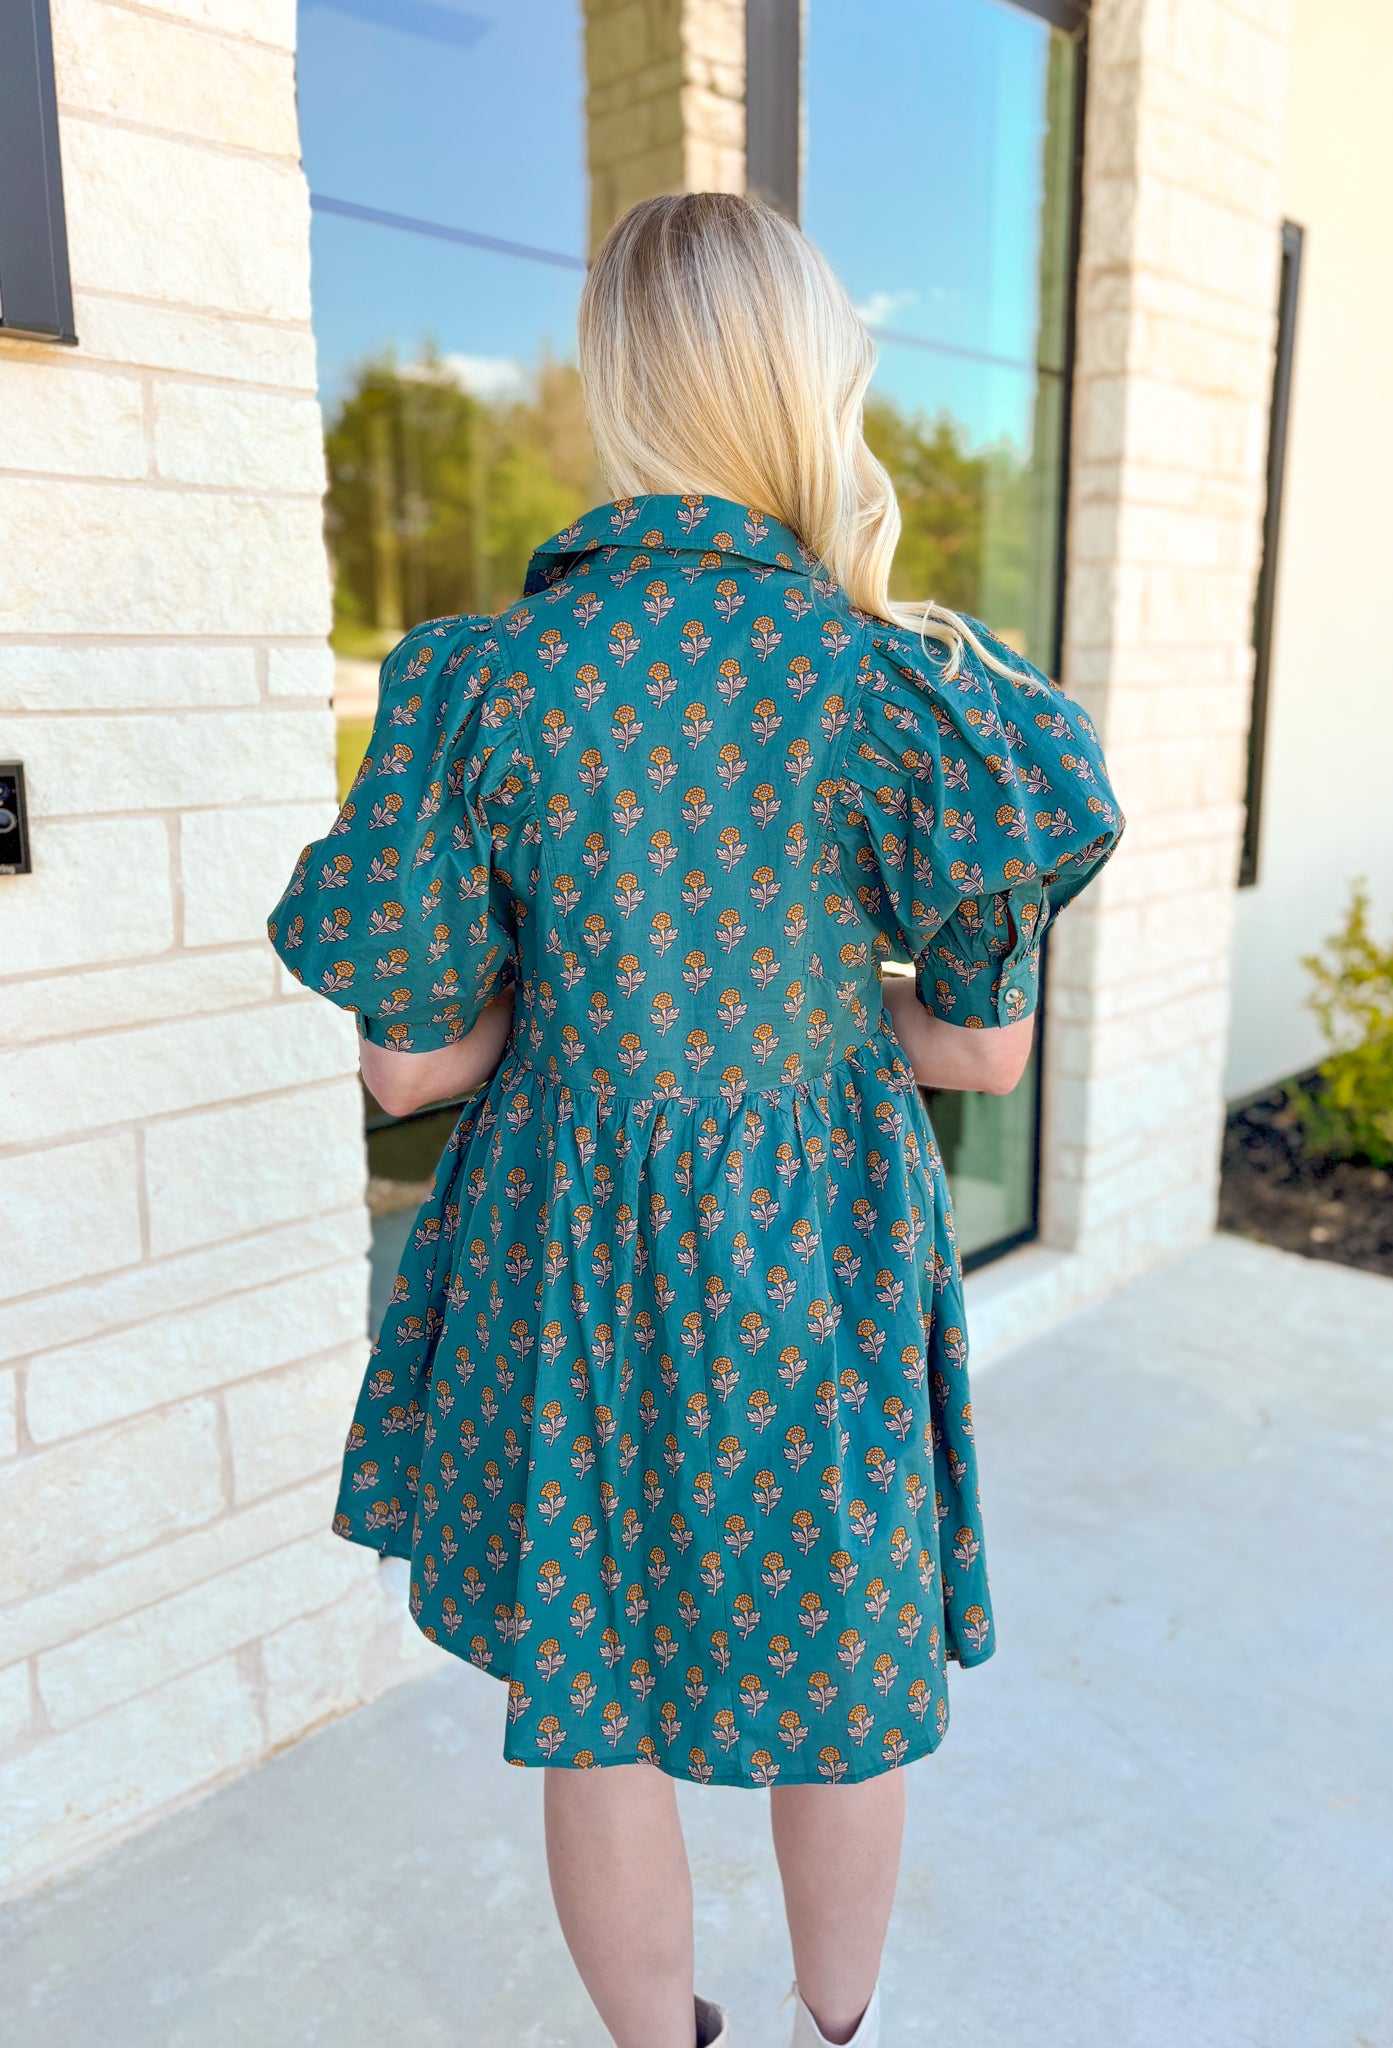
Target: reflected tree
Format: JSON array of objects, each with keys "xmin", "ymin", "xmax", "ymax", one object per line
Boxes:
[
  {"xmin": 324, "ymin": 355, "xmax": 1032, "ymax": 659},
  {"xmin": 324, "ymin": 348, "xmax": 601, "ymax": 650},
  {"xmin": 865, "ymin": 394, "xmax": 1031, "ymax": 651}
]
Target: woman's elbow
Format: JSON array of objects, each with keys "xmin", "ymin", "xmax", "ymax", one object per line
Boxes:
[
  {"xmin": 362, "ymin": 1067, "xmax": 426, "ymax": 1119},
  {"xmin": 972, "ymin": 1018, "xmax": 1035, "ymax": 1094},
  {"xmin": 358, "ymin": 1041, "xmax": 433, "ymax": 1118}
]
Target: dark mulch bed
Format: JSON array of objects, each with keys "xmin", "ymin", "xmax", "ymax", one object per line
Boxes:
[{"xmin": 1220, "ymin": 1078, "xmax": 1393, "ymax": 1279}]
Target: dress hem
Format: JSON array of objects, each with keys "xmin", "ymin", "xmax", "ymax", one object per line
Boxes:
[{"xmin": 333, "ymin": 1518, "xmax": 996, "ymax": 1787}]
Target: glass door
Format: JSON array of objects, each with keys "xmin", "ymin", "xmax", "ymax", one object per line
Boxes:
[{"xmin": 803, "ymin": 0, "xmax": 1084, "ymax": 1264}]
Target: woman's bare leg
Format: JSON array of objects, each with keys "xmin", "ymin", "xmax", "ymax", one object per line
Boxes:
[
  {"xmin": 770, "ymin": 1772, "xmax": 906, "ymax": 2043},
  {"xmin": 545, "ymin": 1763, "xmax": 697, "ymax": 2048}
]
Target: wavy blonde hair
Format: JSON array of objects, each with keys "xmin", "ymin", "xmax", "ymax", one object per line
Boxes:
[{"xmin": 578, "ymin": 191, "xmax": 1021, "ymax": 682}]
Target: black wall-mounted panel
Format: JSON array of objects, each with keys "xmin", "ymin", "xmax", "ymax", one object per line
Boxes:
[{"xmin": 0, "ymin": 0, "xmax": 77, "ymax": 343}]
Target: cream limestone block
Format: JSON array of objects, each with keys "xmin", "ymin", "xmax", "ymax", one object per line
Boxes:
[
  {"xmin": 587, "ymin": 3, "xmax": 670, "ymax": 89},
  {"xmin": 141, "ymin": 1079, "xmax": 366, "ymax": 1257},
  {"xmin": 0, "ymin": 1653, "xmax": 264, "ymax": 1895},
  {"xmin": 267, "ymin": 644, "xmax": 335, "ymax": 701},
  {"xmin": 1075, "ymin": 373, "xmax": 1129, "ymax": 464},
  {"xmin": 0, "ymin": 1473, "xmax": 333, "ymax": 1667},
  {"xmin": 260, "ymin": 1572, "xmax": 418, "ymax": 1747},
  {"xmin": 180, "ymin": 801, "xmax": 339, "ymax": 947},
  {"xmin": 1137, "ymin": 109, "xmax": 1292, "ymax": 223},
  {"xmin": 682, "ymin": 0, "xmax": 744, "ymax": 82},
  {"xmin": 70, "ymin": 293, "xmax": 317, "ymax": 391},
  {"xmin": 35, "ymin": 1535, "xmax": 366, "ymax": 1730},
  {"xmin": 61, "ymin": 121, "xmax": 311, "ymax": 321},
  {"xmin": 0, "ymin": 1663, "xmax": 32, "ymax": 1748},
  {"xmin": 1160, "ymin": 0, "xmax": 1291, "ymax": 125},
  {"xmin": 153, "ymin": 384, "xmax": 327, "ymax": 493},
  {"xmin": 122, "ymin": 0, "xmax": 297, "ymax": 45},
  {"xmin": 0, "ymin": 360, "xmax": 146, "ymax": 479},
  {"xmin": 1051, "ymin": 1038, "xmax": 1222, "ymax": 1157},
  {"xmin": 0, "ymin": 1133, "xmax": 142, "ymax": 1302},
  {"xmin": 1119, "ymin": 503, "xmax": 1257, "ymax": 574},
  {"xmin": 0, "ymin": 1400, "xmax": 224, "ymax": 1605},
  {"xmin": 0, "ymin": 482, "xmax": 331, "ymax": 638},
  {"xmin": 0, "ymin": 642, "xmax": 258, "ymax": 712},
  {"xmin": 0, "ymin": 1375, "xmax": 15, "ymax": 1459},
  {"xmin": 2, "ymin": 817, "xmax": 174, "ymax": 974},
  {"xmin": 52, "ymin": 0, "xmax": 299, "ymax": 156},
  {"xmin": 223, "ymin": 1345, "xmax": 369, "ymax": 1505},
  {"xmin": 10, "ymin": 707, "xmax": 332, "ymax": 816},
  {"xmin": 1139, "ymin": 180, "xmax": 1280, "ymax": 314},
  {"xmin": 1128, "ymin": 263, "xmax": 1276, "ymax": 346},
  {"xmin": 0, "ymin": 951, "xmax": 274, "ymax": 1048},
  {"xmin": 1137, "ymin": 565, "xmax": 1264, "ymax": 650},
  {"xmin": 0, "ymin": 1001, "xmax": 358, "ymax": 1151},
  {"xmin": 1, "ymin": 1210, "xmax": 367, "ymax": 1366},
  {"xmin": 26, "ymin": 1263, "xmax": 368, "ymax": 1442}
]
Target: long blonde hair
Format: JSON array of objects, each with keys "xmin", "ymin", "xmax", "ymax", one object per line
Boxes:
[{"xmin": 578, "ymin": 191, "xmax": 1019, "ymax": 682}]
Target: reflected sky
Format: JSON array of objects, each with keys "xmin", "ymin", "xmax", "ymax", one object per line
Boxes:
[
  {"xmin": 297, "ymin": 0, "xmax": 585, "ymax": 403},
  {"xmin": 298, "ymin": 0, "xmax": 1057, "ymax": 447},
  {"xmin": 805, "ymin": 0, "xmax": 1054, "ymax": 448}
]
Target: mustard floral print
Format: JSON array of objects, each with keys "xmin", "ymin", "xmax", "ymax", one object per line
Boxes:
[{"xmin": 268, "ymin": 493, "xmax": 1122, "ymax": 1787}]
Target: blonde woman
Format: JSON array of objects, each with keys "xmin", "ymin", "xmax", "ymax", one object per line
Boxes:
[{"xmin": 270, "ymin": 192, "xmax": 1121, "ymax": 2048}]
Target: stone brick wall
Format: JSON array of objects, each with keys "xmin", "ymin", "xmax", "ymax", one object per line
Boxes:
[
  {"xmin": 0, "ymin": 0, "xmax": 424, "ymax": 1897},
  {"xmin": 969, "ymin": 0, "xmax": 1293, "ymax": 1357},
  {"xmin": 584, "ymin": 0, "xmax": 744, "ymax": 252}
]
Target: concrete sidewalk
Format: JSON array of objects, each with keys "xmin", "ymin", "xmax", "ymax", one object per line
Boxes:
[{"xmin": 3, "ymin": 1234, "xmax": 1390, "ymax": 2048}]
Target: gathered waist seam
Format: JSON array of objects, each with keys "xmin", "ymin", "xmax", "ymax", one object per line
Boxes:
[{"xmin": 495, "ymin": 1035, "xmax": 919, "ymax": 1109}]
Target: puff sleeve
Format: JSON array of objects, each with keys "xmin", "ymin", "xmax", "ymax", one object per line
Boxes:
[
  {"xmin": 267, "ymin": 617, "xmax": 534, "ymax": 1051},
  {"xmin": 838, "ymin": 620, "xmax": 1123, "ymax": 1028}
]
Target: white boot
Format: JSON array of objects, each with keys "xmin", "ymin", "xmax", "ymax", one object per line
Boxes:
[
  {"xmin": 695, "ymin": 1991, "xmax": 730, "ymax": 2046},
  {"xmin": 787, "ymin": 1981, "xmax": 880, "ymax": 2048}
]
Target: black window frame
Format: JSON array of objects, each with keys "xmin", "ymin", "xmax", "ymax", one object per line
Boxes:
[
  {"xmin": 749, "ymin": 0, "xmax": 1090, "ymax": 1275},
  {"xmin": 0, "ymin": 0, "xmax": 77, "ymax": 346},
  {"xmin": 1240, "ymin": 219, "xmax": 1304, "ymax": 889}
]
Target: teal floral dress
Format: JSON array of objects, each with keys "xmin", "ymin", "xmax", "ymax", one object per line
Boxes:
[{"xmin": 268, "ymin": 494, "xmax": 1121, "ymax": 1787}]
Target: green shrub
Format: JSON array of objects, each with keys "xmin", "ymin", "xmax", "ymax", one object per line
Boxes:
[{"xmin": 1290, "ymin": 882, "xmax": 1393, "ymax": 1168}]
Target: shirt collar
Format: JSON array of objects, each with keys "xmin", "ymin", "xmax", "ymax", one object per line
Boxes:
[{"xmin": 524, "ymin": 492, "xmax": 818, "ymax": 591}]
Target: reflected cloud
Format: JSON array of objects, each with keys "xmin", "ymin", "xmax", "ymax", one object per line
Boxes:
[
  {"xmin": 855, "ymin": 288, "xmax": 918, "ymax": 327},
  {"xmin": 405, "ymin": 353, "xmax": 530, "ymax": 401}
]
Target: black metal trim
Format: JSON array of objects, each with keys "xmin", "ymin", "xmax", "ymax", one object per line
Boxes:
[
  {"xmin": 745, "ymin": 0, "xmax": 801, "ymax": 221},
  {"xmin": 310, "ymin": 192, "xmax": 586, "ymax": 272},
  {"xmin": 1240, "ymin": 220, "xmax": 1303, "ymax": 889},
  {"xmin": 0, "ymin": 761, "xmax": 33, "ymax": 875},
  {"xmin": 1049, "ymin": 17, "xmax": 1089, "ymax": 680},
  {"xmin": 0, "ymin": 0, "xmax": 76, "ymax": 345},
  {"xmin": 1008, "ymin": 0, "xmax": 1089, "ymax": 32}
]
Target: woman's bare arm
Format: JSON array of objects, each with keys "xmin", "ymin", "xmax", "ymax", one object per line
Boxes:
[
  {"xmin": 881, "ymin": 973, "xmax": 1034, "ymax": 1095},
  {"xmin": 358, "ymin": 991, "xmax": 515, "ymax": 1119}
]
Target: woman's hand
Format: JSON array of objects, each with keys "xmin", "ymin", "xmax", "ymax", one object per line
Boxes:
[
  {"xmin": 358, "ymin": 990, "xmax": 515, "ymax": 1119},
  {"xmin": 881, "ymin": 972, "xmax": 1034, "ymax": 1094}
]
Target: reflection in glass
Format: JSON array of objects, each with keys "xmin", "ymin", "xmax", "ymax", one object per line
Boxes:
[
  {"xmin": 295, "ymin": 0, "xmax": 596, "ymax": 777},
  {"xmin": 805, "ymin": 0, "xmax": 1080, "ymax": 1259},
  {"xmin": 296, "ymin": 0, "xmax": 1078, "ymax": 1266}
]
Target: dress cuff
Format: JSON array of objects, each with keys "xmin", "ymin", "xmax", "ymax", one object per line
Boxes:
[
  {"xmin": 916, "ymin": 892, "xmax": 1044, "ymax": 1028},
  {"xmin": 357, "ymin": 1006, "xmax": 474, "ymax": 1053}
]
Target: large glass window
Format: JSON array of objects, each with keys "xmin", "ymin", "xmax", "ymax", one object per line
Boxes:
[
  {"xmin": 296, "ymin": 0, "xmax": 597, "ymax": 795},
  {"xmin": 296, "ymin": 1, "xmax": 597, "ymax": 1316},
  {"xmin": 295, "ymin": 0, "xmax": 1084, "ymax": 1292},
  {"xmin": 804, "ymin": 0, "xmax": 1083, "ymax": 1262}
]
